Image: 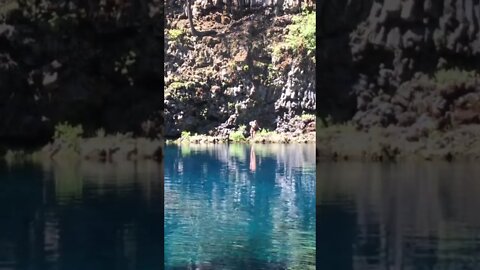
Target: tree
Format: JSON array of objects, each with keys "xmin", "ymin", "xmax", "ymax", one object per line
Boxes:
[{"xmin": 185, "ymin": 0, "xmax": 217, "ymax": 37}]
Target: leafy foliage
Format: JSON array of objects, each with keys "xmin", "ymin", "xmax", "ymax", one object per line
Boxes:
[
  {"xmin": 181, "ymin": 131, "xmax": 192, "ymax": 140},
  {"xmin": 270, "ymin": 10, "xmax": 316, "ymax": 63},
  {"xmin": 286, "ymin": 11, "xmax": 316, "ymax": 56},
  {"xmin": 54, "ymin": 122, "xmax": 83, "ymax": 141},
  {"xmin": 301, "ymin": 114, "xmax": 315, "ymax": 121},
  {"xmin": 229, "ymin": 125, "xmax": 246, "ymax": 142},
  {"xmin": 433, "ymin": 68, "xmax": 477, "ymax": 86},
  {"xmin": 167, "ymin": 28, "xmax": 185, "ymax": 40},
  {"xmin": 53, "ymin": 122, "xmax": 83, "ymax": 151}
]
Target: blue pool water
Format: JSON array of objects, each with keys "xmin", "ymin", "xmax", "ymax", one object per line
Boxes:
[{"xmin": 164, "ymin": 144, "xmax": 316, "ymax": 270}]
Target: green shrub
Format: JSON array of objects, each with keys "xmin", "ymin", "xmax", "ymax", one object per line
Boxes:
[
  {"xmin": 301, "ymin": 114, "xmax": 315, "ymax": 121},
  {"xmin": 181, "ymin": 131, "xmax": 191, "ymax": 140},
  {"xmin": 270, "ymin": 11, "xmax": 315, "ymax": 62},
  {"xmin": 433, "ymin": 68, "xmax": 476, "ymax": 86},
  {"xmin": 229, "ymin": 125, "xmax": 246, "ymax": 142},
  {"xmin": 167, "ymin": 28, "xmax": 185, "ymax": 40},
  {"xmin": 54, "ymin": 122, "xmax": 83, "ymax": 140},
  {"xmin": 272, "ymin": 44, "xmax": 284, "ymax": 59},
  {"xmin": 53, "ymin": 122, "xmax": 83, "ymax": 150},
  {"xmin": 286, "ymin": 11, "xmax": 316, "ymax": 56},
  {"xmin": 169, "ymin": 81, "xmax": 187, "ymax": 90}
]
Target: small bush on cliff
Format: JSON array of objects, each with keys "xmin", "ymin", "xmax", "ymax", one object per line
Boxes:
[
  {"xmin": 301, "ymin": 114, "xmax": 315, "ymax": 122},
  {"xmin": 229, "ymin": 125, "xmax": 246, "ymax": 142},
  {"xmin": 271, "ymin": 11, "xmax": 316, "ymax": 63},
  {"xmin": 286, "ymin": 11, "xmax": 316, "ymax": 56},
  {"xmin": 167, "ymin": 28, "xmax": 185, "ymax": 40},
  {"xmin": 433, "ymin": 68, "xmax": 477, "ymax": 86},
  {"xmin": 168, "ymin": 81, "xmax": 195, "ymax": 91}
]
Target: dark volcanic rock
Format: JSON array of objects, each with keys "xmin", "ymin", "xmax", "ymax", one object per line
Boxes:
[
  {"xmin": 0, "ymin": 1, "xmax": 163, "ymax": 142},
  {"xmin": 320, "ymin": 0, "xmax": 480, "ymax": 128},
  {"xmin": 164, "ymin": 7, "xmax": 316, "ymax": 138}
]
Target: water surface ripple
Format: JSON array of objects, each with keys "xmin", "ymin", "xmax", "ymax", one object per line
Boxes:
[
  {"xmin": 164, "ymin": 144, "xmax": 316, "ymax": 270},
  {"xmin": 317, "ymin": 162, "xmax": 480, "ymax": 270},
  {"xmin": 0, "ymin": 160, "xmax": 163, "ymax": 270}
]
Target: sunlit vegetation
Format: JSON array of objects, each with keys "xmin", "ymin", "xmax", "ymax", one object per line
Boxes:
[
  {"xmin": 286, "ymin": 10, "xmax": 316, "ymax": 55},
  {"xmin": 301, "ymin": 114, "xmax": 315, "ymax": 121},
  {"xmin": 53, "ymin": 122, "xmax": 84, "ymax": 151},
  {"xmin": 167, "ymin": 28, "xmax": 185, "ymax": 40},
  {"xmin": 272, "ymin": 10, "xmax": 316, "ymax": 61},
  {"xmin": 229, "ymin": 125, "xmax": 247, "ymax": 142},
  {"xmin": 433, "ymin": 68, "xmax": 477, "ymax": 86},
  {"xmin": 181, "ymin": 131, "xmax": 192, "ymax": 141}
]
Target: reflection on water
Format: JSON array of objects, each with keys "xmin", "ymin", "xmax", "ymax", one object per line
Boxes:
[
  {"xmin": 317, "ymin": 162, "xmax": 480, "ymax": 270},
  {"xmin": 165, "ymin": 144, "xmax": 316, "ymax": 270},
  {"xmin": 0, "ymin": 160, "xmax": 163, "ymax": 270}
]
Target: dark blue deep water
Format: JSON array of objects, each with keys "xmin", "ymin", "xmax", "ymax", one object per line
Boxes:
[
  {"xmin": 317, "ymin": 162, "xmax": 480, "ymax": 270},
  {"xmin": 0, "ymin": 160, "xmax": 163, "ymax": 270},
  {"xmin": 164, "ymin": 144, "xmax": 316, "ymax": 270}
]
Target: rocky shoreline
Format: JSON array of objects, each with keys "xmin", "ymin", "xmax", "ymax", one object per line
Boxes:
[
  {"xmin": 317, "ymin": 124, "xmax": 480, "ymax": 162},
  {"xmin": 168, "ymin": 131, "xmax": 316, "ymax": 144},
  {"xmin": 2, "ymin": 136, "xmax": 163, "ymax": 164},
  {"xmin": 1, "ymin": 128, "xmax": 316, "ymax": 165}
]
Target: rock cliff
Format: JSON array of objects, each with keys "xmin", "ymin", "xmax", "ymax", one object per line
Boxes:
[
  {"xmin": 320, "ymin": 0, "xmax": 480, "ymax": 135},
  {"xmin": 164, "ymin": 0, "xmax": 316, "ymax": 137},
  {"xmin": 0, "ymin": 0, "xmax": 163, "ymax": 144}
]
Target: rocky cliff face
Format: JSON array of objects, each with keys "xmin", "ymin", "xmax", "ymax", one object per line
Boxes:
[
  {"xmin": 0, "ymin": 1, "xmax": 163, "ymax": 144},
  {"xmin": 164, "ymin": 2, "xmax": 315, "ymax": 137},
  {"xmin": 320, "ymin": 0, "xmax": 480, "ymax": 133}
]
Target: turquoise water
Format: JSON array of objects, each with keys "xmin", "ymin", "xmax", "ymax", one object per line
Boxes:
[{"xmin": 164, "ymin": 144, "xmax": 316, "ymax": 269}]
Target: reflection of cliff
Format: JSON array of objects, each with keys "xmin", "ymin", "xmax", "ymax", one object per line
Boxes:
[
  {"xmin": 317, "ymin": 162, "xmax": 480, "ymax": 269},
  {"xmin": 0, "ymin": 162, "xmax": 163, "ymax": 269}
]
